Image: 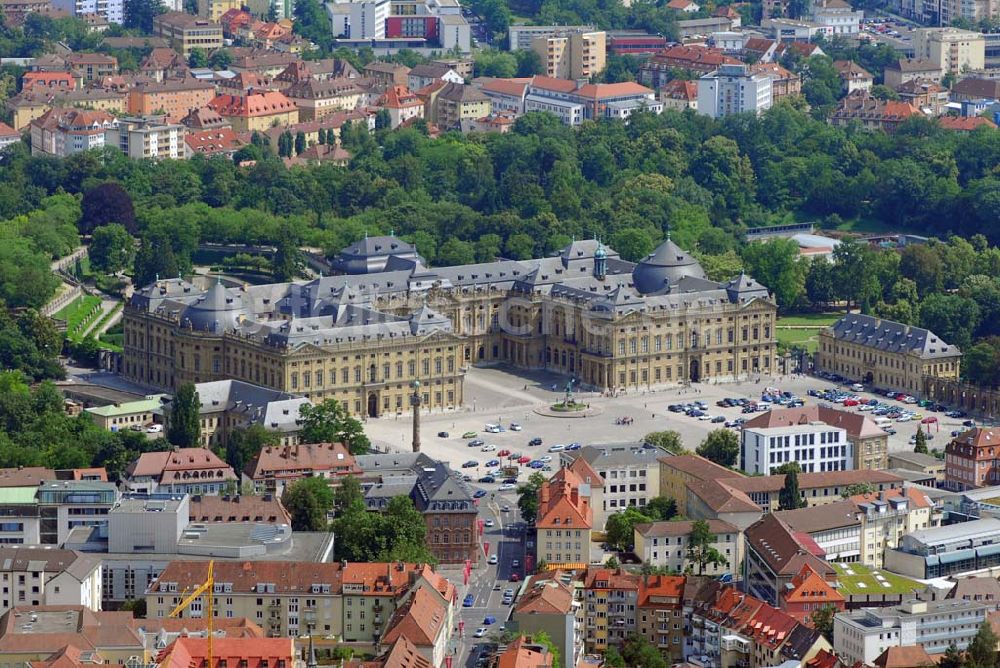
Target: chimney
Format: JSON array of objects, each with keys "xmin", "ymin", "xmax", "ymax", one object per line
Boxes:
[
  {"xmin": 570, "ymin": 486, "xmax": 579, "ymax": 506},
  {"xmin": 540, "ymin": 484, "xmax": 550, "ymax": 507}
]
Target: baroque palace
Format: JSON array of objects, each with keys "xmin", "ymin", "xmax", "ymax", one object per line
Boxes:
[{"xmin": 122, "ymin": 236, "xmax": 778, "ymax": 417}]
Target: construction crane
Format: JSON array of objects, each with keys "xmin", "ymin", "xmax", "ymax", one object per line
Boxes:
[{"xmin": 168, "ymin": 560, "xmax": 215, "ymax": 668}]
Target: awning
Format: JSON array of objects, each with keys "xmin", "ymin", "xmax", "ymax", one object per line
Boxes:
[{"xmin": 938, "ymin": 550, "xmax": 975, "ymax": 565}]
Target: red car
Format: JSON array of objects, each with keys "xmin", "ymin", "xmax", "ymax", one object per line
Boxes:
[
  {"xmin": 518, "ymin": 456, "xmax": 531, "ymax": 464},
  {"xmin": 498, "ymin": 449, "xmax": 511, "ymax": 457}
]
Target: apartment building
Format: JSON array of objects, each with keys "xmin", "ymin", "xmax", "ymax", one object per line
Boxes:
[
  {"xmin": 725, "ymin": 469, "xmax": 903, "ymax": 513},
  {"xmin": 583, "ymin": 568, "xmax": 639, "ymax": 652},
  {"xmin": 430, "ymin": 82, "xmax": 490, "ymax": 130},
  {"xmin": 780, "ymin": 564, "xmax": 845, "ymax": 624},
  {"xmin": 536, "ymin": 468, "xmax": 593, "ymax": 566},
  {"xmin": 639, "ymin": 45, "xmax": 741, "ymax": 88},
  {"xmin": 246, "ymin": 442, "xmax": 361, "ymax": 495},
  {"xmin": 658, "ymin": 455, "xmax": 744, "ymax": 516},
  {"xmin": 51, "ymin": 0, "xmax": 123, "ymax": 23},
  {"xmin": 741, "ymin": 423, "xmax": 853, "ymax": 476},
  {"xmin": 208, "ymin": 89, "xmax": 299, "ymax": 132},
  {"xmin": 507, "ymin": 24, "xmax": 593, "ymax": 50},
  {"xmin": 511, "ymin": 574, "xmax": 581, "ymax": 668},
  {"xmin": 124, "ymin": 447, "xmax": 237, "ymax": 496},
  {"xmin": 153, "ymin": 12, "xmax": 224, "ymax": 54},
  {"xmin": 379, "ymin": 586, "xmax": 452, "ymax": 668},
  {"xmin": 945, "ymin": 426, "xmax": 1000, "ymax": 490},
  {"xmin": 376, "ymin": 85, "xmax": 424, "ymax": 128},
  {"xmin": 743, "ymin": 513, "xmax": 836, "ymax": 606},
  {"xmin": 564, "ymin": 444, "xmax": 662, "ymax": 529},
  {"xmin": 531, "ymin": 29, "xmax": 606, "ymax": 80},
  {"xmin": 126, "ymin": 78, "xmax": 216, "ymax": 123},
  {"xmin": 633, "ymin": 520, "xmax": 742, "ymax": 576},
  {"xmin": 697, "ymin": 63, "xmax": 772, "ymax": 119},
  {"xmin": 909, "ymin": 28, "xmax": 985, "ymax": 83},
  {"xmin": 147, "ymin": 560, "xmax": 449, "ymax": 646},
  {"xmin": 107, "ymin": 115, "xmax": 185, "ymax": 159},
  {"xmin": 834, "ymin": 599, "xmax": 989, "ymax": 666},
  {"xmin": 62, "ymin": 53, "xmax": 117, "ymax": 81},
  {"xmin": 29, "ymin": 107, "xmax": 115, "ymax": 156},
  {"xmin": 283, "ymin": 77, "xmax": 365, "ymax": 121},
  {"xmin": 637, "ymin": 575, "xmax": 685, "ymax": 663},
  {"xmin": 0, "ymin": 547, "xmax": 102, "ymax": 616}
]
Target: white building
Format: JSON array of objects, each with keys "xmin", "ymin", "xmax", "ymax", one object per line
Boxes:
[
  {"xmin": 741, "ymin": 422, "xmax": 853, "ymax": 475},
  {"xmin": 107, "ymin": 116, "xmax": 186, "ymax": 160},
  {"xmin": 834, "ymin": 599, "xmax": 989, "ymax": 666},
  {"xmin": 697, "ymin": 64, "xmax": 772, "ymax": 118},
  {"xmin": 51, "ymin": 0, "xmax": 124, "ymax": 23},
  {"xmin": 328, "ymin": 0, "xmax": 389, "ymax": 40},
  {"xmin": 633, "ymin": 519, "xmax": 742, "ymax": 576},
  {"xmin": 507, "ymin": 24, "xmax": 594, "ymax": 51},
  {"xmin": 810, "ymin": 0, "xmax": 862, "ymax": 35},
  {"xmin": 0, "ymin": 546, "xmax": 102, "ymax": 615},
  {"xmin": 0, "ymin": 481, "xmax": 119, "ymax": 546}
]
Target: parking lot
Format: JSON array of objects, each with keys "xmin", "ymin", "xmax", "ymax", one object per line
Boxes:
[{"xmin": 363, "ymin": 367, "xmax": 970, "ymax": 487}]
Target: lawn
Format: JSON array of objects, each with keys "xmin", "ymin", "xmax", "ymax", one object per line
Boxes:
[
  {"xmin": 777, "ymin": 328, "xmax": 822, "ymax": 353},
  {"xmin": 831, "ymin": 562, "xmax": 923, "ymax": 596},
  {"xmin": 776, "ymin": 313, "xmax": 842, "ymax": 326},
  {"xmin": 54, "ymin": 295, "xmax": 102, "ymax": 340}
]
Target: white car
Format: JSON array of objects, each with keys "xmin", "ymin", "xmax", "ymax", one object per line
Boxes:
[
  {"xmin": 488, "ymin": 554, "xmax": 498, "ymax": 564},
  {"xmin": 481, "ymin": 444, "xmax": 497, "ymax": 452},
  {"xmin": 510, "ymin": 423, "xmax": 522, "ymax": 431},
  {"xmin": 498, "ymin": 483, "xmax": 516, "ymax": 491},
  {"xmin": 539, "ymin": 455, "xmax": 552, "ymax": 462},
  {"xmin": 485, "ymin": 519, "xmax": 495, "ymax": 528},
  {"xmin": 698, "ymin": 414, "xmax": 713, "ymax": 421},
  {"xmin": 146, "ymin": 424, "xmax": 163, "ymax": 433},
  {"xmin": 548, "ymin": 444, "xmax": 565, "ymax": 452},
  {"xmin": 896, "ymin": 415, "xmax": 913, "ymax": 422},
  {"xmin": 474, "ymin": 627, "xmax": 487, "ymax": 638}
]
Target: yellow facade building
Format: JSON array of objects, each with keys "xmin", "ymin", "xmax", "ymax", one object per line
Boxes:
[
  {"xmin": 122, "ymin": 236, "xmax": 778, "ymax": 416},
  {"xmin": 532, "ymin": 29, "xmax": 607, "ymax": 80}
]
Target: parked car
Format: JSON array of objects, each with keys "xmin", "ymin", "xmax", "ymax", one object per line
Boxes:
[
  {"xmin": 437, "ymin": 431, "xmax": 449, "ymax": 438},
  {"xmin": 711, "ymin": 416, "xmax": 726, "ymax": 423},
  {"xmin": 548, "ymin": 444, "xmax": 565, "ymax": 452},
  {"xmin": 486, "ymin": 459, "xmax": 500, "ymax": 467},
  {"xmin": 484, "ymin": 616, "xmax": 496, "ymax": 625},
  {"xmin": 510, "ymin": 423, "xmax": 522, "ymax": 431},
  {"xmin": 488, "ymin": 554, "xmax": 498, "ymax": 564},
  {"xmin": 146, "ymin": 424, "xmax": 163, "ymax": 433},
  {"xmin": 498, "ymin": 449, "xmax": 511, "ymax": 457},
  {"xmin": 518, "ymin": 455, "xmax": 532, "ymax": 464},
  {"xmin": 478, "ymin": 476, "xmax": 496, "ymax": 483},
  {"xmin": 499, "ymin": 483, "xmax": 516, "ymax": 491},
  {"xmin": 473, "ymin": 490, "xmax": 488, "ymax": 499},
  {"xmin": 528, "ymin": 437, "xmax": 542, "ymax": 446},
  {"xmin": 474, "ymin": 627, "xmax": 487, "ymax": 638},
  {"xmin": 463, "ymin": 460, "xmax": 479, "ymax": 468},
  {"xmin": 469, "ymin": 439, "xmax": 485, "ymax": 447},
  {"xmin": 463, "ymin": 594, "xmax": 475, "ymax": 607},
  {"xmin": 462, "ymin": 431, "xmax": 478, "ymax": 438},
  {"xmin": 481, "ymin": 444, "xmax": 497, "ymax": 452}
]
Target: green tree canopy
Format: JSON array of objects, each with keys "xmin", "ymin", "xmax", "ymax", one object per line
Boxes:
[
  {"xmin": 167, "ymin": 383, "xmax": 200, "ymax": 447},
  {"xmin": 282, "ymin": 476, "xmax": 335, "ymax": 531},
  {"xmin": 298, "ymin": 399, "xmax": 371, "ymax": 455},
  {"xmin": 696, "ymin": 429, "xmax": 739, "ymax": 468}
]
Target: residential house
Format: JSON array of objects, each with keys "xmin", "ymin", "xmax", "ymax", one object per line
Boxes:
[
  {"xmin": 896, "ymin": 79, "xmax": 949, "ymax": 116},
  {"xmin": 583, "ymin": 568, "xmax": 639, "ymax": 652},
  {"xmin": 21, "ymin": 70, "xmax": 75, "ymax": 92},
  {"xmin": 184, "ymin": 128, "xmax": 244, "ymax": 157},
  {"xmin": 364, "ymin": 62, "xmax": 411, "ymax": 90},
  {"xmin": 284, "ymin": 77, "xmax": 365, "ymax": 121},
  {"xmin": 219, "ymin": 7, "xmax": 252, "ymax": 36},
  {"xmin": 408, "ymin": 63, "xmax": 463, "ymax": 92},
  {"xmin": 229, "ymin": 50, "xmax": 298, "ymax": 78},
  {"xmin": 659, "ymin": 79, "xmax": 698, "ymax": 111},
  {"xmin": 246, "ymin": 442, "xmax": 361, "ymax": 495},
  {"xmin": 156, "ymin": 638, "xmax": 295, "ymax": 668},
  {"xmin": 496, "ymin": 637, "xmax": 554, "ymax": 668},
  {"xmin": 431, "ymin": 82, "xmax": 490, "ymax": 130},
  {"xmin": 0, "ymin": 0, "xmax": 52, "ymax": 24},
  {"xmin": 180, "ymin": 106, "xmax": 229, "ymax": 130},
  {"xmin": 124, "ymin": 447, "xmax": 237, "ymax": 495},
  {"xmin": 195, "ymin": 0, "xmax": 240, "ymax": 21},
  {"xmin": 939, "ymin": 115, "xmax": 996, "ymax": 131},
  {"xmin": 153, "ymin": 12, "xmax": 223, "ymax": 54},
  {"xmin": 379, "ymin": 586, "xmax": 451, "ymax": 668},
  {"xmin": 0, "ymin": 122, "xmax": 19, "ymax": 150},
  {"xmin": 138, "ymin": 47, "xmax": 188, "ymax": 82},
  {"xmin": 208, "ymin": 89, "xmax": 299, "ymax": 132},
  {"xmin": 834, "ymin": 60, "xmax": 874, "ymax": 94},
  {"xmin": 256, "ymin": 110, "xmax": 371, "ymax": 154},
  {"xmin": 0, "ymin": 607, "xmax": 145, "ymax": 665},
  {"xmin": 536, "ymin": 467, "xmax": 593, "ymax": 566},
  {"xmin": 511, "ymin": 574, "xmax": 580, "ymax": 668},
  {"xmin": 564, "ymin": 444, "xmax": 662, "ymax": 529},
  {"xmin": 834, "ymin": 599, "xmax": 989, "ymax": 665},
  {"xmin": 743, "ymin": 405, "xmax": 889, "ymax": 472},
  {"xmin": 636, "ymin": 575, "xmax": 686, "ymax": 662},
  {"xmin": 780, "ymin": 564, "xmax": 845, "ymax": 624},
  {"xmin": 62, "ymin": 53, "xmax": 117, "ymax": 81},
  {"xmin": 30, "ymin": 107, "xmax": 115, "ymax": 156},
  {"xmin": 658, "ymin": 455, "xmax": 744, "ymax": 516},
  {"xmin": 751, "ymin": 62, "xmax": 802, "ymax": 99},
  {"xmin": 817, "ymin": 313, "xmax": 960, "ymax": 389},
  {"xmin": 873, "ymin": 646, "xmax": 936, "ymax": 668},
  {"xmin": 946, "ymin": 427, "xmax": 1000, "ymax": 490},
  {"xmin": 0, "ymin": 548, "xmax": 102, "ymax": 615},
  {"xmin": 951, "ymin": 77, "xmax": 1000, "ymax": 102},
  {"xmin": 633, "ymin": 520, "xmax": 742, "ymax": 576},
  {"xmin": 743, "ymin": 37, "xmax": 779, "ymax": 63},
  {"xmin": 884, "ymin": 58, "xmax": 942, "ymax": 89},
  {"xmin": 743, "ymin": 512, "xmax": 836, "ymax": 606},
  {"xmin": 666, "ymin": 0, "xmax": 700, "ymax": 11},
  {"xmin": 376, "ymin": 85, "xmax": 424, "ymax": 128},
  {"xmin": 640, "ymin": 45, "xmax": 741, "ymax": 88}
]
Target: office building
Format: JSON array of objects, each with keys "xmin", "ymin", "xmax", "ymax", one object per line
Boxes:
[
  {"xmin": 152, "ymin": 12, "xmax": 224, "ymax": 54},
  {"xmin": 741, "ymin": 423, "xmax": 853, "ymax": 475},
  {"xmin": 697, "ymin": 64, "xmax": 772, "ymax": 118},
  {"xmin": 834, "ymin": 599, "xmax": 989, "ymax": 666},
  {"xmin": 884, "ymin": 517, "xmax": 1000, "ymax": 579},
  {"xmin": 743, "ymin": 513, "xmax": 836, "ymax": 606},
  {"xmin": 563, "ymin": 443, "xmax": 663, "ymax": 530}
]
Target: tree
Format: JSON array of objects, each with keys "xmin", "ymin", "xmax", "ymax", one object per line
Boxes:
[
  {"xmin": 623, "ymin": 634, "xmax": 668, "ymax": 668},
  {"xmin": 644, "ymin": 496, "xmax": 678, "ymax": 521},
  {"xmin": 167, "ymin": 383, "xmax": 200, "ymax": 447},
  {"xmin": 696, "ymin": 429, "xmax": 739, "ymax": 468},
  {"xmin": 517, "ymin": 471, "xmax": 546, "ymax": 524},
  {"xmin": 375, "ymin": 108, "xmax": 391, "ymax": 131},
  {"xmin": 124, "ymin": 0, "xmax": 164, "ymax": 32},
  {"xmin": 294, "ymin": 131, "xmax": 307, "ymax": 155},
  {"xmin": 188, "ymin": 48, "xmax": 208, "ymax": 69},
  {"xmin": 811, "ymin": 605, "xmax": 836, "ymax": 643},
  {"xmin": 298, "ymin": 399, "xmax": 370, "ymax": 454},
  {"xmin": 89, "ymin": 223, "xmax": 134, "ymax": 274},
  {"xmin": 80, "ymin": 182, "xmax": 136, "ymax": 234},
  {"xmin": 225, "ymin": 424, "xmax": 278, "ymax": 475},
  {"xmin": 687, "ymin": 519, "xmax": 727, "ymax": 575},
  {"xmin": 841, "ymin": 482, "xmax": 874, "ymax": 498},
  {"xmin": 282, "ymin": 476, "xmax": 334, "ymax": 531},
  {"xmin": 741, "ymin": 238, "xmax": 806, "ymax": 308},
  {"xmin": 605, "ymin": 507, "xmax": 653, "ymax": 552},
  {"xmin": 778, "ymin": 467, "xmax": 807, "ymax": 510},
  {"xmin": 920, "ymin": 293, "xmax": 980, "ymax": 352},
  {"xmin": 272, "ymin": 232, "xmax": 302, "ymax": 281},
  {"xmin": 133, "ymin": 230, "xmax": 179, "ymax": 287},
  {"xmin": 939, "ymin": 644, "xmax": 964, "ymax": 668},
  {"xmin": 606, "ymin": 555, "xmax": 620, "ymax": 569},
  {"xmin": 644, "ymin": 431, "xmax": 685, "ymax": 454},
  {"xmin": 610, "ymin": 228, "xmax": 655, "ymax": 262},
  {"xmin": 278, "ymin": 131, "xmax": 293, "ymax": 158},
  {"xmin": 514, "ymin": 48, "xmax": 543, "ymax": 76},
  {"xmin": 208, "ymin": 48, "xmax": 231, "ymax": 70},
  {"xmin": 914, "ymin": 426, "xmax": 928, "ymax": 454},
  {"xmin": 530, "ymin": 631, "xmax": 562, "ymax": 668},
  {"xmin": 604, "ymin": 647, "xmax": 626, "ymax": 668},
  {"xmin": 967, "ymin": 620, "xmax": 999, "ymax": 668}
]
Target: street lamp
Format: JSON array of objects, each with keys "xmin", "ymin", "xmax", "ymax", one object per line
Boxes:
[{"xmin": 411, "ymin": 380, "xmax": 421, "ymax": 453}]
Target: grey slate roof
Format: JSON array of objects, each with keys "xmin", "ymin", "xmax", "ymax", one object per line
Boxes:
[
  {"xmin": 360, "ymin": 453, "xmax": 477, "ymax": 515},
  {"xmin": 827, "ymin": 313, "xmax": 961, "ymax": 358},
  {"xmin": 178, "ymin": 379, "xmax": 308, "ymax": 432}
]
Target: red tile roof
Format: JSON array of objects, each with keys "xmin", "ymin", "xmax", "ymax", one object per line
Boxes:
[
  {"xmin": 187, "ymin": 494, "xmax": 290, "ymax": 524},
  {"xmin": 574, "ymin": 82, "xmax": 653, "ymax": 99},
  {"xmin": 637, "ymin": 575, "xmax": 685, "ymax": 607},
  {"xmin": 184, "ymin": 128, "xmax": 245, "ymax": 155},
  {"xmin": 528, "ymin": 76, "xmax": 579, "ymax": 93},
  {"xmin": 157, "ymin": 637, "xmax": 295, "ymax": 668},
  {"xmin": 514, "ymin": 578, "xmax": 574, "ymax": 614},
  {"xmin": 497, "ymin": 637, "xmax": 554, "ymax": 668},
  {"xmin": 246, "ymin": 442, "xmax": 360, "ymax": 480},
  {"xmin": 939, "ymin": 115, "xmax": 996, "ymax": 132},
  {"xmin": 208, "ymin": 90, "xmax": 296, "ymax": 118},
  {"xmin": 382, "ymin": 586, "xmax": 446, "ymax": 647}
]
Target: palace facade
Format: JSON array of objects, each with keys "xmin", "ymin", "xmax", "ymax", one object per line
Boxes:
[{"xmin": 122, "ymin": 236, "xmax": 778, "ymax": 417}]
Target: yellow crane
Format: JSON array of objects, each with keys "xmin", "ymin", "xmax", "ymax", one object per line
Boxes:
[{"xmin": 168, "ymin": 560, "xmax": 215, "ymax": 668}]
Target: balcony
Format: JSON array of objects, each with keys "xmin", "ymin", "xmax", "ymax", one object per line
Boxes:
[{"xmin": 722, "ymin": 636, "xmax": 750, "ymax": 653}]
